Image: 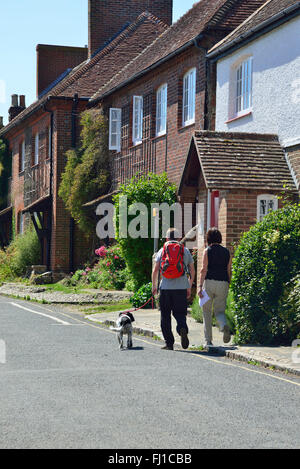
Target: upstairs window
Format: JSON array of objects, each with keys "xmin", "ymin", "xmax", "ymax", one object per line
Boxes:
[
  {"xmin": 20, "ymin": 140, "xmax": 25, "ymax": 173},
  {"xmin": 34, "ymin": 133, "xmax": 39, "ymax": 166},
  {"xmin": 19, "ymin": 212, "xmax": 25, "ymax": 235},
  {"xmin": 133, "ymin": 96, "xmax": 143, "ymax": 145},
  {"xmin": 235, "ymin": 57, "xmax": 253, "ymax": 116},
  {"xmin": 183, "ymin": 68, "xmax": 196, "ymax": 127},
  {"xmin": 257, "ymin": 194, "xmax": 278, "ymax": 222},
  {"xmin": 109, "ymin": 108, "xmax": 121, "ymax": 152},
  {"xmin": 156, "ymin": 84, "xmax": 168, "ymax": 137}
]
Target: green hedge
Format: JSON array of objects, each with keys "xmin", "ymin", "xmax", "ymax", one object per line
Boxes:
[
  {"xmin": 231, "ymin": 204, "xmax": 300, "ymax": 345},
  {"xmin": 113, "ymin": 173, "xmax": 177, "ymax": 289}
]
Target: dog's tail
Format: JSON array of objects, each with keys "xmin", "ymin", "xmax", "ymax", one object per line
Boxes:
[{"xmin": 110, "ymin": 326, "xmax": 123, "ymax": 332}]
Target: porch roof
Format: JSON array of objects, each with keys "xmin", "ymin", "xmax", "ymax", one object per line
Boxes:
[{"xmin": 180, "ymin": 131, "xmax": 297, "ymax": 193}]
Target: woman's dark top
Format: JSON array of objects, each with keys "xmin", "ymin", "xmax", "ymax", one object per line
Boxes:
[{"xmin": 205, "ymin": 244, "xmax": 230, "ymax": 282}]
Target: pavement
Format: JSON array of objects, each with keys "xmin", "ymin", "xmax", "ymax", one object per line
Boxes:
[{"xmin": 87, "ymin": 307, "xmax": 300, "ymax": 377}]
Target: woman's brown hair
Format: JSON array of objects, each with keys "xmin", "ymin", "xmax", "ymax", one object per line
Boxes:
[{"xmin": 206, "ymin": 228, "xmax": 222, "ymax": 245}]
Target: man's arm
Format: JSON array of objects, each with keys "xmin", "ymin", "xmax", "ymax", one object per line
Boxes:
[{"xmin": 152, "ymin": 261, "xmax": 160, "ymax": 296}]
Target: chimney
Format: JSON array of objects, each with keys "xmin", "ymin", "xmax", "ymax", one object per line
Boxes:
[
  {"xmin": 88, "ymin": 0, "xmax": 173, "ymax": 57},
  {"xmin": 36, "ymin": 44, "xmax": 88, "ymax": 98},
  {"xmin": 8, "ymin": 94, "xmax": 26, "ymax": 122}
]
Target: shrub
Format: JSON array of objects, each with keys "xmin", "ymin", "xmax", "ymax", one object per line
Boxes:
[
  {"xmin": 0, "ymin": 226, "xmax": 41, "ymax": 282},
  {"xmin": 278, "ymin": 274, "xmax": 300, "ymax": 340},
  {"xmin": 130, "ymin": 283, "xmax": 154, "ymax": 309},
  {"xmin": 231, "ymin": 204, "xmax": 300, "ymax": 345},
  {"xmin": 0, "ymin": 138, "xmax": 11, "ymax": 210},
  {"xmin": 71, "ymin": 244, "xmax": 133, "ymax": 291},
  {"xmin": 113, "ymin": 173, "xmax": 177, "ymax": 289}
]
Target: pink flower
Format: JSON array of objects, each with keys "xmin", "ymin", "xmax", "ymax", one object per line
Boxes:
[
  {"xmin": 114, "ymin": 255, "xmax": 119, "ymax": 260},
  {"xmin": 95, "ymin": 246, "xmax": 108, "ymax": 258}
]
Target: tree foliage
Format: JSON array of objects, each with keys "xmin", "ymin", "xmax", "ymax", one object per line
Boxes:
[
  {"xmin": 231, "ymin": 204, "xmax": 300, "ymax": 345},
  {"xmin": 59, "ymin": 109, "xmax": 110, "ymax": 235},
  {"xmin": 113, "ymin": 173, "xmax": 178, "ymax": 289},
  {"xmin": 0, "ymin": 138, "xmax": 11, "ymax": 209}
]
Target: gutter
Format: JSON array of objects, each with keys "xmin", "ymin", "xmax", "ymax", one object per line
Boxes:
[
  {"xmin": 207, "ymin": 2, "xmax": 300, "ymax": 61},
  {"xmin": 89, "ymin": 34, "xmax": 205, "ymax": 106},
  {"xmin": 0, "ymin": 95, "xmax": 89, "ymax": 138}
]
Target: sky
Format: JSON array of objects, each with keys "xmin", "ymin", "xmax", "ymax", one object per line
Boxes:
[{"xmin": 0, "ymin": 0, "xmax": 197, "ymax": 125}]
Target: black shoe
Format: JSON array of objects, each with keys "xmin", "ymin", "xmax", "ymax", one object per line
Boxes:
[
  {"xmin": 180, "ymin": 328, "xmax": 189, "ymax": 350},
  {"xmin": 161, "ymin": 345, "xmax": 174, "ymax": 350}
]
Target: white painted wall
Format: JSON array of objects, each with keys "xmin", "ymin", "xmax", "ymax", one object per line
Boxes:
[{"xmin": 215, "ymin": 15, "xmax": 300, "ymax": 148}]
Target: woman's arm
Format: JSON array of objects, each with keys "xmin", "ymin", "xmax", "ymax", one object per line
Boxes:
[
  {"xmin": 198, "ymin": 249, "xmax": 208, "ymax": 297},
  {"xmin": 227, "ymin": 256, "xmax": 232, "ymax": 283}
]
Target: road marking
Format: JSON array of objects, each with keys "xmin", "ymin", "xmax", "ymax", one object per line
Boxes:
[{"xmin": 11, "ymin": 303, "xmax": 71, "ymax": 326}]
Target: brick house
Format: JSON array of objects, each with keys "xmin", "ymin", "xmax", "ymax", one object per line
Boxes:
[
  {"xmin": 177, "ymin": 0, "xmax": 299, "ymax": 280},
  {"xmin": 86, "ymin": 0, "xmax": 298, "ymax": 285},
  {"xmin": 88, "ymin": 0, "xmax": 267, "ymax": 193},
  {"xmin": 0, "ymin": 0, "xmax": 170, "ymax": 273}
]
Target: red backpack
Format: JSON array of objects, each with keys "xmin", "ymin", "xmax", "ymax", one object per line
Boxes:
[{"xmin": 160, "ymin": 241, "xmax": 185, "ymax": 279}]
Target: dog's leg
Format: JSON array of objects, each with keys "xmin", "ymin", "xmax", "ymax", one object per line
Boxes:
[
  {"xmin": 127, "ymin": 329, "xmax": 133, "ymax": 349},
  {"xmin": 119, "ymin": 331, "xmax": 124, "ymax": 349}
]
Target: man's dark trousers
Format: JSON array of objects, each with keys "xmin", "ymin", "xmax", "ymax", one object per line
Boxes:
[{"xmin": 159, "ymin": 289, "xmax": 189, "ymax": 348}]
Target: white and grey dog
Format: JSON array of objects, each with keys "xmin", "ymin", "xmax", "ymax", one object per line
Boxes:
[{"xmin": 110, "ymin": 312, "xmax": 135, "ymax": 349}]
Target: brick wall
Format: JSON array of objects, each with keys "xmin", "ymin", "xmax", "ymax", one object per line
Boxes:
[
  {"xmin": 36, "ymin": 45, "xmax": 88, "ymax": 98},
  {"xmin": 88, "ymin": 0, "xmax": 173, "ymax": 57},
  {"xmin": 103, "ymin": 46, "xmax": 208, "ymax": 188}
]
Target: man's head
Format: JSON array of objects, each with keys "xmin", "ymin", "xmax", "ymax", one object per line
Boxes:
[{"xmin": 166, "ymin": 228, "xmax": 180, "ymax": 241}]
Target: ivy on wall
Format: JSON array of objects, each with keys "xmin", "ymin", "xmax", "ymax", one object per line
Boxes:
[{"xmin": 59, "ymin": 109, "xmax": 111, "ymax": 235}]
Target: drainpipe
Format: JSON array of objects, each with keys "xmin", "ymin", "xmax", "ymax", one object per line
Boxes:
[
  {"xmin": 193, "ymin": 37, "xmax": 209, "ymax": 130},
  {"xmin": 69, "ymin": 93, "xmax": 79, "ymax": 273},
  {"xmin": 43, "ymin": 100, "xmax": 54, "ymax": 271}
]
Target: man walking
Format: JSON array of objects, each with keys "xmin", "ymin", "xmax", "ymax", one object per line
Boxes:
[{"xmin": 152, "ymin": 228, "xmax": 195, "ymax": 350}]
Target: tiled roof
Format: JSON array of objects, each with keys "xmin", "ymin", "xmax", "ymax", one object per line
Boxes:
[
  {"xmin": 208, "ymin": 0, "xmax": 300, "ymax": 57},
  {"xmin": 0, "ymin": 12, "xmax": 167, "ymax": 136},
  {"xmin": 91, "ymin": 0, "xmax": 266, "ymax": 101},
  {"xmin": 191, "ymin": 131, "xmax": 297, "ymax": 190}
]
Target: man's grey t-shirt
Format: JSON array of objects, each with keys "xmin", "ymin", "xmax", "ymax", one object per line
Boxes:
[{"xmin": 156, "ymin": 246, "xmax": 194, "ymax": 290}]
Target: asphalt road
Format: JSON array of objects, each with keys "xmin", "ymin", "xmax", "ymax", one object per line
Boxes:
[{"xmin": 0, "ymin": 295, "xmax": 300, "ymax": 449}]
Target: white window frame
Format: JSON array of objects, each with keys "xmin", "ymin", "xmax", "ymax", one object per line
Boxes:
[
  {"xmin": 20, "ymin": 140, "xmax": 25, "ymax": 172},
  {"xmin": 109, "ymin": 108, "xmax": 121, "ymax": 152},
  {"xmin": 156, "ymin": 84, "xmax": 168, "ymax": 137},
  {"xmin": 133, "ymin": 96, "xmax": 143, "ymax": 145},
  {"xmin": 235, "ymin": 57, "xmax": 253, "ymax": 117},
  {"xmin": 182, "ymin": 68, "xmax": 196, "ymax": 127},
  {"xmin": 257, "ymin": 194, "xmax": 278, "ymax": 222},
  {"xmin": 34, "ymin": 133, "xmax": 39, "ymax": 166},
  {"xmin": 19, "ymin": 212, "xmax": 25, "ymax": 235}
]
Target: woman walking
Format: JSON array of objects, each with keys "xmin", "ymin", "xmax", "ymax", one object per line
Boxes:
[{"xmin": 198, "ymin": 228, "xmax": 232, "ymax": 347}]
